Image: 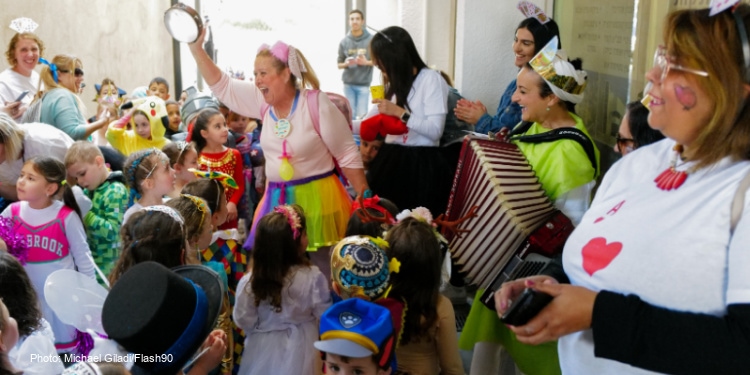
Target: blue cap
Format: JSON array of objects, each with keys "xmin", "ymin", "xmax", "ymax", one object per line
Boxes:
[{"xmin": 314, "ymin": 299, "xmax": 396, "ymax": 371}]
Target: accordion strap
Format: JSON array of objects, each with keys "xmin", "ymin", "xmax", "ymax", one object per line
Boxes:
[{"xmin": 510, "ymin": 121, "xmax": 599, "ymax": 178}]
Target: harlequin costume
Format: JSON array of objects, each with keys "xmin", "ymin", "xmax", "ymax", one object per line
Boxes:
[{"xmin": 198, "ymin": 147, "xmax": 245, "ymax": 229}]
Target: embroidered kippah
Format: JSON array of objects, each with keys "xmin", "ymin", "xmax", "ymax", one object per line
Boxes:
[{"xmin": 331, "ymin": 235, "xmax": 399, "ymax": 301}]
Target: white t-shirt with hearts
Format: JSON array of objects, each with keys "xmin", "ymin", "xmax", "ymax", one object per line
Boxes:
[{"xmin": 560, "ymin": 138, "xmax": 750, "ymax": 374}]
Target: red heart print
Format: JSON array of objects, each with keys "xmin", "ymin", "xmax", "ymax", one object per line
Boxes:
[
  {"xmin": 594, "ymin": 217, "xmax": 604, "ymax": 223},
  {"xmin": 582, "ymin": 237, "xmax": 622, "ymax": 276}
]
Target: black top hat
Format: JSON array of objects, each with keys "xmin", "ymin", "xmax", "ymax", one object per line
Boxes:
[{"xmin": 102, "ymin": 262, "xmax": 223, "ymax": 375}]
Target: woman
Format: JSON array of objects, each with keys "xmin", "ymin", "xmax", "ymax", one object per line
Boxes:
[
  {"xmin": 0, "ymin": 113, "xmax": 73, "ymax": 201},
  {"xmin": 454, "ymin": 17, "xmax": 561, "ymax": 135},
  {"xmin": 461, "ymin": 39, "xmax": 597, "ymax": 375},
  {"xmin": 36, "ymin": 55, "xmax": 108, "ymax": 140},
  {"xmin": 614, "ymin": 100, "xmax": 664, "ymax": 156},
  {"xmin": 496, "ymin": 6, "xmax": 750, "ymax": 374},
  {"xmin": 0, "ymin": 29, "xmax": 44, "ymax": 120},
  {"xmin": 187, "ymin": 29, "xmax": 367, "ymax": 251},
  {"xmin": 361, "ymin": 26, "xmax": 452, "ymax": 217}
]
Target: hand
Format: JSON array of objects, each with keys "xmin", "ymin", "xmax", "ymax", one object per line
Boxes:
[
  {"xmin": 3, "ymin": 101, "xmax": 22, "ymax": 118},
  {"xmin": 188, "ymin": 329, "xmax": 227, "ymax": 374},
  {"xmin": 188, "ymin": 22, "xmax": 208, "ymax": 49},
  {"xmin": 346, "ymin": 57, "xmax": 356, "ymax": 67},
  {"xmin": 495, "ymin": 275, "xmax": 558, "ymax": 315},
  {"xmin": 505, "ymin": 279, "xmax": 597, "ymax": 345},
  {"xmin": 372, "ymin": 99, "xmax": 403, "ymax": 118},
  {"xmin": 454, "ymin": 99, "xmax": 487, "ymax": 125},
  {"xmin": 355, "ymin": 55, "xmax": 367, "ymax": 66},
  {"xmin": 226, "ymin": 202, "xmax": 238, "ymax": 222}
]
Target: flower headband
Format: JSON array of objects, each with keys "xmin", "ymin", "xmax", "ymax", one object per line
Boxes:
[
  {"xmin": 9, "ymin": 17, "xmax": 38, "ymax": 33},
  {"xmin": 181, "ymin": 194, "xmax": 210, "ymax": 229},
  {"xmin": 257, "ymin": 41, "xmax": 307, "ymax": 81},
  {"xmin": 351, "ymin": 195, "xmax": 396, "ymax": 225},
  {"xmin": 274, "ymin": 205, "xmax": 302, "ymax": 240},
  {"xmin": 188, "ymin": 168, "xmax": 238, "ymax": 189}
]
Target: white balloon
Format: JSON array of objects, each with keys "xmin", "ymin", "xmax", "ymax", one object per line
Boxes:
[{"xmin": 44, "ymin": 270, "xmax": 108, "ymax": 334}]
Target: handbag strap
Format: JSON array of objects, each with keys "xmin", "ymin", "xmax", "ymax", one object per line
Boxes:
[{"xmin": 730, "ymin": 166, "xmax": 750, "ymax": 234}]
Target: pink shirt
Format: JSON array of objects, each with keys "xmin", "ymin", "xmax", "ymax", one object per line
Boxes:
[{"xmin": 209, "ymin": 73, "xmax": 363, "ymax": 182}]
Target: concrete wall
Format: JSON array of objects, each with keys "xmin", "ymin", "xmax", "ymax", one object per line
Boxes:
[{"xmin": 0, "ymin": 0, "xmax": 174, "ymax": 117}]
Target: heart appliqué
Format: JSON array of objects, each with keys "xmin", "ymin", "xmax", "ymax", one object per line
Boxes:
[{"xmin": 581, "ymin": 237, "xmax": 622, "ymax": 276}]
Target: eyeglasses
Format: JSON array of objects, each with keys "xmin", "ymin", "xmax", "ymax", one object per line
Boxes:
[
  {"xmin": 58, "ymin": 68, "xmax": 85, "ymax": 77},
  {"xmin": 653, "ymin": 45, "xmax": 708, "ymax": 82},
  {"xmin": 615, "ymin": 133, "xmax": 634, "ymax": 148}
]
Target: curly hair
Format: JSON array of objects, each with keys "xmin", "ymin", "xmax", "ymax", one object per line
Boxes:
[
  {"xmin": 248, "ymin": 204, "xmax": 309, "ymax": 311},
  {"xmin": 109, "ymin": 207, "xmax": 186, "ymax": 286},
  {"xmin": 0, "ymin": 252, "xmax": 42, "ymax": 337},
  {"xmin": 384, "ymin": 217, "xmax": 442, "ymax": 345}
]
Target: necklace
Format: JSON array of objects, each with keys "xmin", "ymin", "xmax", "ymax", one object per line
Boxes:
[
  {"xmin": 654, "ymin": 144, "xmax": 689, "ymax": 191},
  {"xmin": 270, "ymin": 90, "xmax": 300, "ymax": 139}
]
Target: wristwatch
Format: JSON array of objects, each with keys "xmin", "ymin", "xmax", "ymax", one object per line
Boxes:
[{"xmin": 400, "ymin": 109, "xmax": 411, "ymax": 123}]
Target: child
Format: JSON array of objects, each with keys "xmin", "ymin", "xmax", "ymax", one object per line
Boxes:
[
  {"xmin": 314, "ymin": 298, "xmax": 397, "ymax": 375},
  {"xmin": 90, "ymin": 78, "xmax": 125, "ymax": 147},
  {"xmin": 1, "ymin": 156, "xmax": 95, "ymax": 354},
  {"xmin": 163, "ymin": 141, "xmax": 199, "ymax": 198},
  {"xmin": 165, "ymin": 99, "xmax": 184, "ymax": 139},
  {"xmin": 147, "ymin": 76, "xmax": 170, "ymax": 101},
  {"xmin": 108, "ymin": 205, "xmax": 187, "ymax": 285},
  {"xmin": 0, "ymin": 252, "xmax": 64, "ymax": 375},
  {"xmin": 190, "ymin": 108, "xmax": 245, "ymax": 229},
  {"xmin": 165, "ymin": 194, "xmax": 214, "ymax": 265},
  {"xmin": 227, "ymin": 111, "xmax": 257, "ymax": 135},
  {"xmin": 345, "ymin": 195, "xmax": 398, "ymax": 238},
  {"xmin": 105, "ymin": 96, "xmax": 171, "ymax": 156},
  {"xmin": 234, "ymin": 204, "xmax": 332, "ymax": 375},
  {"xmin": 0, "ymin": 299, "xmax": 21, "ymax": 375},
  {"xmin": 384, "ymin": 217, "xmax": 464, "ymax": 375},
  {"xmin": 227, "ymin": 110, "xmax": 257, "ymax": 229},
  {"xmin": 65, "ymin": 141, "xmax": 129, "ymax": 283},
  {"xmin": 122, "ymin": 148, "xmax": 175, "ymax": 224}
]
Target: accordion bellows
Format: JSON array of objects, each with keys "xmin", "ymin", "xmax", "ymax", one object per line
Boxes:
[{"xmin": 444, "ymin": 138, "xmax": 558, "ymax": 290}]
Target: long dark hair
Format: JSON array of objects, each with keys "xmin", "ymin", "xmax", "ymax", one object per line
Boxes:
[
  {"xmin": 517, "ymin": 17, "xmax": 562, "ymax": 53},
  {"xmin": 384, "ymin": 217, "xmax": 442, "ymax": 344},
  {"xmin": 249, "ymin": 204, "xmax": 309, "ymax": 311},
  {"xmin": 0, "ymin": 252, "xmax": 42, "ymax": 337},
  {"xmin": 370, "ymin": 26, "xmax": 427, "ymax": 112},
  {"xmin": 189, "ymin": 108, "xmax": 222, "ymax": 153},
  {"xmin": 26, "ymin": 157, "xmax": 82, "ymax": 219}
]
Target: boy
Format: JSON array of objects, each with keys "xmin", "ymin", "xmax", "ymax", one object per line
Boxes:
[
  {"xmin": 315, "ymin": 298, "xmax": 396, "ymax": 375},
  {"xmin": 106, "ymin": 96, "xmax": 171, "ymax": 155},
  {"xmin": 165, "ymin": 99, "xmax": 184, "ymax": 138},
  {"xmin": 147, "ymin": 77, "xmax": 170, "ymax": 101},
  {"xmin": 65, "ymin": 141, "xmax": 128, "ymax": 283}
]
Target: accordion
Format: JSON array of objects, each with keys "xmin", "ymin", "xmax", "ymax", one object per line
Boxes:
[{"xmin": 443, "ymin": 137, "xmax": 573, "ymax": 308}]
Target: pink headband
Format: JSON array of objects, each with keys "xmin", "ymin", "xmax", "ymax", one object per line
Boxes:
[
  {"xmin": 257, "ymin": 41, "xmax": 307, "ymax": 81},
  {"xmin": 274, "ymin": 205, "xmax": 302, "ymax": 240}
]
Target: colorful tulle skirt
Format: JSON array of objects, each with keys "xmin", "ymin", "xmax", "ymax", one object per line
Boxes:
[{"xmin": 244, "ymin": 171, "xmax": 352, "ymax": 251}]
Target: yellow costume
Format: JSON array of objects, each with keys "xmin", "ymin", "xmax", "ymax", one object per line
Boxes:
[{"xmin": 106, "ymin": 96, "xmax": 170, "ymax": 155}]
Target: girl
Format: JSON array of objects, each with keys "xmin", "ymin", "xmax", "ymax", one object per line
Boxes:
[
  {"xmin": 234, "ymin": 205, "xmax": 332, "ymax": 375},
  {"xmin": 345, "ymin": 195, "xmax": 398, "ymax": 238},
  {"xmin": 165, "ymin": 194, "xmax": 214, "ymax": 265},
  {"xmin": 163, "ymin": 141, "xmax": 199, "ymax": 198},
  {"xmin": 108, "ymin": 205, "xmax": 187, "ymax": 286},
  {"xmin": 122, "ymin": 148, "xmax": 175, "ymax": 224},
  {"xmin": 0, "ymin": 251, "xmax": 63, "ymax": 375},
  {"xmin": 1, "ymin": 156, "xmax": 95, "ymax": 354},
  {"xmin": 89, "ymin": 78, "xmax": 124, "ymax": 147},
  {"xmin": 190, "ymin": 108, "xmax": 245, "ymax": 230},
  {"xmin": 0, "ymin": 299, "xmax": 21, "ymax": 375},
  {"xmin": 384, "ymin": 217, "xmax": 464, "ymax": 375},
  {"xmin": 106, "ymin": 97, "xmax": 171, "ymax": 156}
]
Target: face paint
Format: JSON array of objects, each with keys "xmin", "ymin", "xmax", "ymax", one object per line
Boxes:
[{"xmin": 674, "ymin": 85, "xmax": 697, "ymax": 110}]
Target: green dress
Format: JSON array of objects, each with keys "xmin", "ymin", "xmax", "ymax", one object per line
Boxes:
[{"xmin": 458, "ymin": 113, "xmax": 599, "ymax": 375}]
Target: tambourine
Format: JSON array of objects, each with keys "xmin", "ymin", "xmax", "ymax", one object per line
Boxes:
[{"xmin": 164, "ymin": 3, "xmax": 204, "ymax": 43}]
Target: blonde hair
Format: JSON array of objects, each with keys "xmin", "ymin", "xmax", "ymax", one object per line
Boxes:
[
  {"xmin": 666, "ymin": 5, "xmax": 750, "ymax": 170},
  {"xmin": 64, "ymin": 141, "xmax": 103, "ymax": 167},
  {"xmin": 5, "ymin": 32, "xmax": 44, "ymax": 67},
  {"xmin": 38, "ymin": 54, "xmax": 82, "ymax": 95},
  {"xmin": 0, "ymin": 113, "xmax": 25, "ymax": 163},
  {"xmin": 256, "ymin": 48, "xmax": 320, "ymax": 90}
]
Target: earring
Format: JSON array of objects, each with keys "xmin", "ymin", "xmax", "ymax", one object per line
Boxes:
[{"xmin": 546, "ymin": 107, "xmax": 550, "ymax": 112}]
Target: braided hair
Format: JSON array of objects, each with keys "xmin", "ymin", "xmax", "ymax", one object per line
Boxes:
[{"xmin": 122, "ymin": 148, "xmax": 168, "ymax": 208}]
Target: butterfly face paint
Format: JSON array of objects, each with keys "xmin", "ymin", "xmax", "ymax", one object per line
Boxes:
[{"xmin": 674, "ymin": 85, "xmax": 698, "ymax": 110}]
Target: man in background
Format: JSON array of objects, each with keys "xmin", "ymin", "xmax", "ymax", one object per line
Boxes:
[{"xmin": 337, "ymin": 9, "xmax": 373, "ymax": 120}]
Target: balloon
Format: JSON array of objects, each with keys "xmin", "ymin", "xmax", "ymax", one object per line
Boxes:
[
  {"xmin": 279, "ymin": 158, "xmax": 294, "ymax": 181},
  {"xmin": 44, "ymin": 270, "xmax": 108, "ymax": 334}
]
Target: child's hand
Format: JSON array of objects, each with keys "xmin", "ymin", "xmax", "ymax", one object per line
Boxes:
[
  {"xmin": 226, "ymin": 202, "xmax": 238, "ymax": 222},
  {"xmin": 186, "ymin": 329, "xmax": 226, "ymax": 375}
]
